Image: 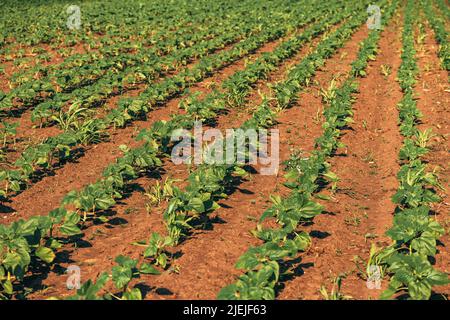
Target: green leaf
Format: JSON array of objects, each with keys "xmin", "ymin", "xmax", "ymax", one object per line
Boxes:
[
  {"xmin": 408, "ymin": 279, "xmax": 431, "ymax": 300},
  {"xmin": 64, "ymin": 211, "xmax": 80, "ymax": 225},
  {"xmin": 427, "ymin": 269, "xmax": 450, "ymax": 286},
  {"xmin": 122, "ymin": 288, "xmax": 142, "ymax": 300},
  {"xmin": 47, "ymin": 239, "xmax": 63, "ymax": 249},
  {"xmin": 114, "ymin": 255, "xmax": 137, "ymax": 269},
  {"xmin": 2, "ymin": 280, "xmax": 13, "ymax": 295},
  {"xmin": 411, "ymin": 234, "xmax": 436, "ymax": 256},
  {"xmin": 59, "ymin": 223, "xmax": 81, "ymax": 236},
  {"xmin": 95, "ymin": 196, "xmax": 115, "ymax": 210},
  {"xmin": 314, "ymin": 194, "xmax": 331, "ymax": 200},
  {"xmin": 188, "ymin": 197, "xmax": 205, "ymax": 213},
  {"xmin": 3, "ymin": 252, "xmax": 22, "ymax": 269},
  {"xmin": 139, "ymin": 263, "xmax": 161, "ymax": 275},
  {"xmin": 112, "ymin": 265, "xmax": 132, "ymax": 290},
  {"xmin": 156, "ymin": 253, "xmax": 168, "ymax": 268},
  {"xmin": 217, "ymin": 284, "xmax": 239, "ymax": 300},
  {"xmin": 35, "ymin": 247, "xmax": 55, "ymax": 264}
]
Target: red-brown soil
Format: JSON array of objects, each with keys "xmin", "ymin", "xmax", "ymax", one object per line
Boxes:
[
  {"xmin": 23, "ymin": 20, "xmax": 357, "ymax": 299},
  {"xmin": 279, "ymin": 13, "xmax": 405, "ymax": 299},
  {"xmin": 28, "ymin": 20, "xmax": 374, "ymax": 299},
  {"xmin": 2, "ymin": 7, "xmax": 448, "ymax": 301},
  {"xmin": 1, "ymin": 27, "xmax": 305, "ymax": 221},
  {"xmin": 0, "ymin": 26, "xmax": 298, "ymax": 195},
  {"xmin": 414, "ymin": 21, "xmax": 450, "ymax": 297}
]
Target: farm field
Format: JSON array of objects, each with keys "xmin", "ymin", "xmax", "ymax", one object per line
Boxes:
[{"xmin": 0, "ymin": 0, "xmax": 449, "ymax": 301}]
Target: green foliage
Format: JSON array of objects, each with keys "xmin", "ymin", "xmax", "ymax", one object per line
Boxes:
[
  {"xmin": 378, "ymin": 0, "xmax": 449, "ymax": 300},
  {"xmin": 219, "ymin": 0, "xmax": 399, "ymax": 300},
  {"xmin": 392, "ymin": 161, "xmax": 440, "ymax": 208},
  {"xmin": 0, "ymin": 210, "xmax": 80, "ymax": 299},
  {"xmin": 218, "ymin": 262, "xmax": 279, "ymax": 300},
  {"xmin": 385, "ymin": 206, "xmax": 444, "ymax": 256},
  {"xmin": 143, "ymin": 232, "xmax": 173, "ymax": 269},
  {"xmin": 1, "ymin": 0, "xmax": 323, "ymax": 199},
  {"xmin": 381, "ymin": 253, "xmax": 449, "ymax": 300},
  {"xmin": 66, "ymin": 255, "xmax": 147, "ymax": 300},
  {"xmin": 423, "ymin": 0, "xmax": 450, "ymax": 71},
  {"xmin": 0, "ymin": 121, "xmax": 18, "ymax": 147}
]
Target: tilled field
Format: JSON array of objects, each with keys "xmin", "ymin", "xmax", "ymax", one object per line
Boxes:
[{"xmin": 0, "ymin": 0, "xmax": 449, "ymax": 300}]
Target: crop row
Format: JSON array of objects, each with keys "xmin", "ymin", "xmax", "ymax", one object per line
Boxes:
[
  {"xmin": 28, "ymin": 0, "xmax": 325, "ymax": 127},
  {"xmin": 0, "ymin": 0, "xmax": 351, "ymax": 299},
  {"xmin": 0, "ymin": 27, "xmax": 250, "ymax": 197},
  {"xmin": 26, "ymin": 17, "xmax": 274, "ymax": 125},
  {"xmin": 62, "ymin": 0, "xmax": 367, "ymax": 298},
  {"xmin": 435, "ymin": 0, "xmax": 450, "ymax": 20},
  {"xmin": 0, "ymin": 0, "xmax": 343, "ymax": 200},
  {"xmin": 422, "ymin": 0, "xmax": 449, "ymax": 71},
  {"xmin": 0, "ymin": 0, "xmax": 238, "ymax": 90},
  {"xmin": 372, "ymin": 0, "xmax": 449, "ymax": 300},
  {"xmin": 0, "ymin": 0, "xmax": 256, "ymax": 47},
  {"xmin": 218, "ymin": 0, "xmax": 400, "ymax": 300},
  {"xmin": 0, "ymin": 1, "xmax": 288, "ymax": 114},
  {"xmin": 154, "ymin": 0, "xmax": 363, "ymax": 246}
]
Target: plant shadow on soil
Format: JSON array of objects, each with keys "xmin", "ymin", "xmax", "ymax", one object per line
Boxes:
[
  {"xmin": 310, "ymin": 230, "xmax": 331, "ymax": 239},
  {"xmin": 4, "ymin": 147, "xmax": 90, "ymax": 202},
  {"xmin": 0, "ymin": 202, "xmax": 15, "ymax": 214},
  {"xmin": 16, "ymin": 251, "xmax": 74, "ymax": 299},
  {"xmin": 175, "ymin": 172, "xmax": 247, "ymax": 242},
  {"xmin": 320, "ymin": 210, "xmax": 337, "ymax": 216},
  {"xmin": 133, "ymin": 283, "xmax": 174, "ymax": 298},
  {"xmin": 65, "ymin": 234, "xmax": 92, "ymax": 248},
  {"xmin": 73, "ymin": 166, "xmax": 167, "ymax": 232},
  {"xmin": 1, "ymin": 105, "xmax": 32, "ymax": 120},
  {"xmin": 275, "ymin": 257, "xmax": 315, "ymax": 295}
]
